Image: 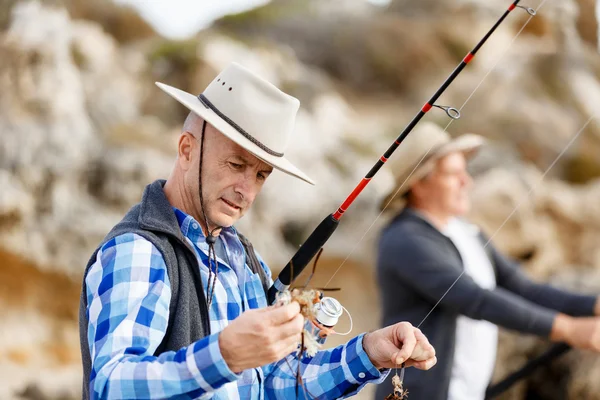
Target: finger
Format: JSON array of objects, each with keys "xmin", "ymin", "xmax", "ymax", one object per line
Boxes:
[
  {"xmin": 275, "ymin": 314, "xmax": 305, "ymax": 341},
  {"xmin": 286, "ymin": 333, "xmax": 303, "ymax": 354},
  {"xmin": 414, "ymin": 328, "xmax": 427, "ymax": 343},
  {"xmin": 412, "ymin": 329, "xmax": 436, "ymax": 361},
  {"xmin": 265, "ymin": 302, "xmax": 301, "ymax": 326},
  {"xmin": 405, "ymin": 356, "xmax": 437, "ymax": 370},
  {"xmin": 393, "ymin": 324, "xmax": 417, "ymax": 365},
  {"xmin": 415, "ymin": 328, "xmax": 434, "ymax": 352},
  {"xmin": 277, "ymin": 332, "xmax": 303, "ymax": 358}
]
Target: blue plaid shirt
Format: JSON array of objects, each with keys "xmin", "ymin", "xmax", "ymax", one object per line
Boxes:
[{"xmin": 85, "ymin": 207, "xmax": 387, "ymax": 399}]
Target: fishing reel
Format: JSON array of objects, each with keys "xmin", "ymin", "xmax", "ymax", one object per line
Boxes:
[
  {"xmin": 276, "ymin": 288, "xmax": 352, "ymax": 357},
  {"xmin": 302, "ymin": 295, "xmax": 347, "ymax": 356},
  {"xmin": 308, "ymin": 296, "xmax": 344, "ymax": 340}
]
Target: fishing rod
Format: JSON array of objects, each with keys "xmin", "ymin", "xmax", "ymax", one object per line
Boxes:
[
  {"xmin": 267, "ymin": 0, "xmax": 537, "ymax": 304},
  {"xmin": 485, "ymin": 343, "xmax": 571, "ymax": 398}
]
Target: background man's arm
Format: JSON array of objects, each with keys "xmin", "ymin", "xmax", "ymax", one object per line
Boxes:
[
  {"xmin": 379, "ymin": 231, "xmax": 557, "ymax": 336},
  {"xmin": 489, "ymin": 242, "xmax": 597, "ymax": 317}
]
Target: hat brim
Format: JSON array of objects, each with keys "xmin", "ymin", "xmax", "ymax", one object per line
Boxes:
[
  {"xmin": 379, "ymin": 134, "xmax": 484, "ymax": 211},
  {"xmin": 156, "ymin": 82, "xmax": 315, "ymax": 185}
]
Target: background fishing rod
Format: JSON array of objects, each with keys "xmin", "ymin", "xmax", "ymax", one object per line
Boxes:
[
  {"xmin": 485, "ymin": 343, "xmax": 571, "ymax": 398},
  {"xmin": 267, "ymin": 0, "xmax": 536, "ymax": 304}
]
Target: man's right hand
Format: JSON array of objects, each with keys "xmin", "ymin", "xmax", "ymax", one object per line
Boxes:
[
  {"xmin": 219, "ymin": 302, "xmax": 304, "ymax": 373},
  {"xmin": 551, "ymin": 313, "xmax": 600, "ymax": 352}
]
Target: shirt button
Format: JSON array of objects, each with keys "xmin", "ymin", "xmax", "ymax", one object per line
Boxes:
[
  {"xmin": 358, "ymin": 372, "xmax": 366, "ymax": 379},
  {"xmin": 192, "ymin": 223, "xmax": 199, "ymax": 230}
]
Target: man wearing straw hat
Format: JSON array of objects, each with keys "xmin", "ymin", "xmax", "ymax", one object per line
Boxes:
[
  {"xmin": 374, "ymin": 122, "xmax": 600, "ymax": 400},
  {"xmin": 79, "ymin": 62, "xmax": 437, "ymax": 400}
]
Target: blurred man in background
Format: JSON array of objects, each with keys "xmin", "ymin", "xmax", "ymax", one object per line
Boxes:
[
  {"xmin": 79, "ymin": 62, "xmax": 436, "ymax": 400},
  {"xmin": 375, "ymin": 123, "xmax": 600, "ymax": 400}
]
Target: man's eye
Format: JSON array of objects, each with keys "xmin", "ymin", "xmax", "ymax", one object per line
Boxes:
[
  {"xmin": 257, "ymin": 173, "xmax": 266, "ymax": 181},
  {"xmin": 230, "ymin": 162, "xmax": 243, "ymax": 169}
]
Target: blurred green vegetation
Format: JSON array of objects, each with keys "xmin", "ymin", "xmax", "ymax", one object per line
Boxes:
[
  {"xmin": 70, "ymin": 43, "xmax": 86, "ymax": 68},
  {"xmin": 216, "ymin": 3, "xmax": 468, "ymax": 95},
  {"xmin": 535, "ymin": 55, "xmax": 573, "ymax": 101},
  {"xmin": 574, "ymin": 0, "xmax": 599, "ymax": 48},
  {"xmin": 0, "ymin": 0, "xmax": 20, "ymax": 30},
  {"xmin": 218, "ymin": 2, "xmax": 290, "ymax": 27},
  {"xmin": 65, "ymin": 0, "xmax": 157, "ymax": 43},
  {"xmin": 144, "ymin": 38, "xmax": 209, "ymax": 124},
  {"xmin": 217, "ymin": 0, "xmax": 309, "ymax": 29},
  {"xmin": 565, "ymin": 153, "xmax": 600, "ymax": 183},
  {"xmin": 149, "ymin": 38, "xmax": 200, "ymax": 83},
  {"xmin": 1, "ymin": 0, "xmax": 157, "ymax": 43}
]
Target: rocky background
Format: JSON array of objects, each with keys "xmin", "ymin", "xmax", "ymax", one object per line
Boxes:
[{"xmin": 1, "ymin": 0, "xmax": 600, "ymax": 399}]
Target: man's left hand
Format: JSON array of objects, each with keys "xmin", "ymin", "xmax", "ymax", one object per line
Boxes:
[{"xmin": 363, "ymin": 322, "xmax": 437, "ymax": 370}]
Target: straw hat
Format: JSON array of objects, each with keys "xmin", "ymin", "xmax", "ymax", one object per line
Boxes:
[
  {"xmin": 380, "ymin": 122, "xmax": 484, "ymax": 211},
  {"xmin": 156, "ymin": 62, "xmax": 314, "ymax": 185}
]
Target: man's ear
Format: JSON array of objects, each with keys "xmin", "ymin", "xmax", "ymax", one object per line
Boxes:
[
  {"xmin": 409, "ymin": 180, "xmax": 426, "ymax": 204},
  {"xmin": 178, "ymin": 132, "xmax": 195, "ymax": 171}
]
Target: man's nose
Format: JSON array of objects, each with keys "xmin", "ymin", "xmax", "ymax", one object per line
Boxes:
[
  {"xmin": 234, "ymin": 173, "xmax": 258, "ymax": 202},
  {"xmin": 462, "ymin": 171, "xmax": 473, "ymax": 187}
]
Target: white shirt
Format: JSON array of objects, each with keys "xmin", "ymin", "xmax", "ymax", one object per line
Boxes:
[{"xmin": 443, "ymin": 218, "xmax": 499, "ymax": 400}]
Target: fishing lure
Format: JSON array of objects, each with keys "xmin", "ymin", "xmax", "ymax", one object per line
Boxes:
[{"xmin": 385, "ymin": 369, "xmax": 408, "ymax": 400}]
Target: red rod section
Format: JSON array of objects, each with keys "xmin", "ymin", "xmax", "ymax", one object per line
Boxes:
[{"xmin": 333, "ymin": 178, "xmax": 372, "ymax": 220}]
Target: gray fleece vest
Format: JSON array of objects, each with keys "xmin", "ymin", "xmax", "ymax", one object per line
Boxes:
[{"xmin": 78, "ymin": 180, "xmax": 210, "ymax": 399}]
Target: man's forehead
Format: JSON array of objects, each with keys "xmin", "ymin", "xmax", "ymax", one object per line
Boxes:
[{"xmin": 437, "ymin": 152, "xmax": 467, "ymax": 170}]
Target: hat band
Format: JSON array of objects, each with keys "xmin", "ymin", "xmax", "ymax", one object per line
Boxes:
[{"xmin": 198, "ymin": 94, "xmax": 284, "ymax": 157}]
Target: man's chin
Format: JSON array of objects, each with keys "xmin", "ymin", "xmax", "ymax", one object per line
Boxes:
[
  {"xmin": 454, "ymin": 203, "xmax": 471, "ymax": 216},
  {"xmin": 211, "ymin": 213, "xmax": 240, "ymax": 228}
]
